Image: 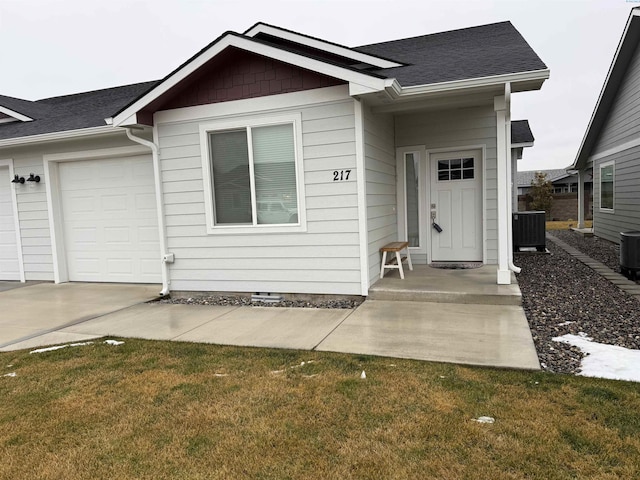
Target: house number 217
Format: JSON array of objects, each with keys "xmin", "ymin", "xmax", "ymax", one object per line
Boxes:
[{"xmin": 333, "ymin": 169, "xmax": 351, "ymax": 181}]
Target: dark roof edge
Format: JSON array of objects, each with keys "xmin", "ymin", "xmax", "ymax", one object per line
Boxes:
[
  {"xmin": 244, "ymin": 22, "xmax": 408, "ymax": 66},
  {"xmin": 111, "ymin": 30, "xmax": 387, "ymax": 120},
  {"xmin": 571, "ymin": 8, "xmax": 640, "ymax": 170}
]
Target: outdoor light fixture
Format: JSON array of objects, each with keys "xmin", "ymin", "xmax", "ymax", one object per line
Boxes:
[
  {"xmin": 11, "ymin": 175, "xmax": 25, "ymax": 184},
  {"xmin": 26, "ymin": 173, "xmax": 41, "ymax": 183}
]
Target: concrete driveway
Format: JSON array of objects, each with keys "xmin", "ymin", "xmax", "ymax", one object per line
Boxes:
[
  {"xmin": 0, "ymin": 282, "xmax": 160, "ymax": 350},
  {"xmin": 0, "ymin": 282, "xmax": 540, "ymax": 370}
]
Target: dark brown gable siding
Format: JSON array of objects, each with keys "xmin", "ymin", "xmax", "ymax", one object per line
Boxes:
[{"xmin": 151, "ymin": 47, "xmax": 345, "ymax": 113}]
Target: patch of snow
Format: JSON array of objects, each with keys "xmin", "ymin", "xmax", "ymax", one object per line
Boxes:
[
  {"xmin": 553, "ymin": 334, "xmax": 640, "ymax": 383},
  {"xmin": 30, "ymin": 344, "xmax": 70, "ymax": 354},
  {"xmin": 104, "ymin": 340, "xmax": 124, "ymax": 346},
  {"xmin": 473, "ymin": 416, "xmax": 495, "ymax": 424},
  {"xmin": 70, "ymin": 342, "xmax": 93, "ymax": 347},
  {"xmin": 360, "ymin": 370, "xmax": 366, "ymax": 379},
  {"xmin": 3, "ymin": 372, "xmax": 16, "ymax": 378},
  {"xmin": 270, "ymin": 369, "xmax": 285, "ymax": 375},
  {"xmin": 213, "ymin": 373, "xmax": 228, "ymax": 377},
  {"xmin": 557, "ymin": 321, "xmax": 574, "ymax": 326}
]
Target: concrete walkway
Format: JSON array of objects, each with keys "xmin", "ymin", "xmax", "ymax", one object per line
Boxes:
[{"xmin": 0, "ymin": 282, "xmax": 540, "ymax": 370}]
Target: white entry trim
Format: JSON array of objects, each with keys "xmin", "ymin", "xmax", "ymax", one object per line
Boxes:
[
  {"xmin": 0, "ymin": 158, "xmax": 26, "ymax": 282},
  {"xmin": 425, "ymin": 145, "xmax": 487, "ymax": 264},
  {"xmin": 396, "ymin": 146, "xmax": 426, "ymax": 256},
  {"xmin": 43, "ymin": 145, "xmax": 150, "ymax": 283}
]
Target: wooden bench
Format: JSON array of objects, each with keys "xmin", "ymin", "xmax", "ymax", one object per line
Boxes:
[{"xmin": 380, "ymin": 241, "xmax": 413, "ymax": 279}]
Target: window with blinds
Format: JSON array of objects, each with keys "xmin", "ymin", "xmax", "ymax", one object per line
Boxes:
[{"xmin": 208, "ymin": 122, "xmax": 299, "ymax": 226}]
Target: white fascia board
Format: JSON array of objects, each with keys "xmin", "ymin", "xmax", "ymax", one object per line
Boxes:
[
  {"xmin": 112, "ymin": 34, "xmax": 388, "ymax": 127},
  {"xmin": 511, "ymin": 142, "xmax": 534, "ymax": 148},
  {"xmin": 571, "ymin": 9, "xmax": 640, "ymax": 170},
  {"xmin": 388, "ymin": 69, "xmax": 549, "ymax": 99},
  {"xmin": 0, "ymin": 106, "xmax": 33, "ymax": 122},
  {"xmin": 244, "ymin": 24, "xmax": 403, "ymax": 69},
  {"xmin": 0, "ymin": 125, "xmax": 120, "ymax": 148}
]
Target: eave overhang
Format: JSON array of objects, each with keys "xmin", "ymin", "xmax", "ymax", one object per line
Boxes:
[{"xmin": 571, "ymin": 8, "xmax": 640, "ymax": 171}]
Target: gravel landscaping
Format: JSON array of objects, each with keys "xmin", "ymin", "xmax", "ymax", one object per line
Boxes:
[
  {"xmin": 516, "ymin": 233, "xmax": 640, "ymax": 374},
  {"xmin": 550, "ymin": 229, "xmax": 622, "ymax": 273},
  {"xmin": 154, "ymin": 294, "xmax": 362, "ymax": 309}
]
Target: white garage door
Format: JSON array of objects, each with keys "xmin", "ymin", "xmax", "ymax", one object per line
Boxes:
[
  {"xmin": 59, "ymin": 155, "xmax": 161, "ymax": 283},
  {"xmin": 0, "ymin": 166, "xmax": 21, "ymax": 281}
]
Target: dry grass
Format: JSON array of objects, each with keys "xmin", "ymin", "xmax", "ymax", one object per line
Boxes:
[
  {"xmin": 1, "ymin": 339, "xmax": 639, "ymax": 479},
  {"xmin": 546, "ymin": 220, "xmax": 593, "ymax": 231}
]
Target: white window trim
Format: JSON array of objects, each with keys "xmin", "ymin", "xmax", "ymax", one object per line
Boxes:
[
  {"xmin": 199, "ymin": 113, "xmax": 306, "ymax": 234},
  {"xmin": 599, "ymin": 160, "xmax": 615, "ymax": 212}
]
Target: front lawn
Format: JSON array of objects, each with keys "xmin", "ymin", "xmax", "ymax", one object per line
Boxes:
[{"xmin": 1, "ymin": 339, "xmax": 639, "ymax": 479}]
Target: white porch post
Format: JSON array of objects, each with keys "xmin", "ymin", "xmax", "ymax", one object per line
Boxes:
[
  {"xmin": 577, "ymin": 170, "xmax": 585, "ymax": 229},
  {"xmin": 495, "ymin": 85, "xmax": 512, "ymax": 285}
]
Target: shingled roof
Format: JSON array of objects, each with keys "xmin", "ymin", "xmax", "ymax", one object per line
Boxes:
[
  {"xmin": 511, "ymin": 120, "xmax": 535, "ymax": 144},
  {"xmin": 356, "ymin": 22, "xmax": 547, "ymax": 87},
  {"xmin": 0, "ymin": 81, "xmax": 157, "ymax": 141}
]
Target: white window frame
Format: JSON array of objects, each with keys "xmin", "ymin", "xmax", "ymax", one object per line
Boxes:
[
  {"xmin": 599, "ymin": 160, "xmax": 615, "ymax": 212},
  {"xmin": 199, "ymin": 113, "xmax": 306, "ymax": 234}
]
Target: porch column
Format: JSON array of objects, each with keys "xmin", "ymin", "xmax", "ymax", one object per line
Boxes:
[
  {"xmin": 577, "ymin": 170, "xmax": 585, "ymax": 229},
  {"xmin": 495, "ymin": 86, "xmax": 512, "ymax": 285}
]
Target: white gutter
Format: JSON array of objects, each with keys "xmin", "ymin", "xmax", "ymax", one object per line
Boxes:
[
  {"xmin": 0, "ymin": 125, "xmax": 118, "ymax": 148},
  {"xmin": 384, "ymin": 69, "xmax": 550, "ymax": 99},
  {"xmin": 504, "ymin": 83, "xmax": 521, "ymax": 275},
  {"xmin": 125, "ymin": 128, "xmax": 171, "ymax": 296}
]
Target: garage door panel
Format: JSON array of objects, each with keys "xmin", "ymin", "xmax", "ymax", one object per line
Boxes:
[{"xmin": 60, "ymin": 156, "xmax": 161, "ymax": 283}]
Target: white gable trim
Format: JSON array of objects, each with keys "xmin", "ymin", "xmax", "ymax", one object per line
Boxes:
[
  {"xmin": 0, "ymin": 106, "xmax": 33, "ymax": 122},
  {"xmin": 571, "ymin": 8, "xmax": 640, "ymax": 170},
  {"xmin": 112, "ymin": 34, "xmax": 388, "ymax": 127},
  {"xmin": 244, "ymin": 23, "xmax": 403, "ymax": 69}
]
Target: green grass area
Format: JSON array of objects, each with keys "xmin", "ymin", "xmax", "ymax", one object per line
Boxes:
[
  {"xmin": 547, "ymin": 220, "xmax": 593, "ymax": 231},
  {"xmin": 1, "ymin": 339, "xmax": 639, "ymax": 479}
]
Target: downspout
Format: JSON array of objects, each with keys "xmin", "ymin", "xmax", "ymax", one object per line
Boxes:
[
  {"xmin": 504, "ymin": 83, "xmax": 521, "ymax": 275},
  {"xmin": 125, "ymin": 128, "xmax": 171, "ymax": 296}
]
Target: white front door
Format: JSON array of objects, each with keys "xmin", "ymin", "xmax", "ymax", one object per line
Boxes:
[
  {"xmin": 0, "ymin": 166, "xmax": 21, "ymax": 280},
  {"xmin": 430, "ymin": 150, "xmax": 482, "ymax": 262},
  {"xmin": 59, "ymin": 155, "xmax": 161, "ymax": 283}
]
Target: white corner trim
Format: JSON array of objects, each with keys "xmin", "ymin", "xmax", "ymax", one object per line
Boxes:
[
  {"xmin": 589, "ymin": 135, "xmax": 640, "ymax": 162},
  {"xmin": 112, "ymin": 34, "xmax": 387, "ymax": 127},
  {"xmin": 154, "ymin": 85, "xmax": 350, "ymax": 125},
  {"xmin": 0, "ymin": 106, "xmax": 33, "ymax": 122},
  {"xmin": 353, "ymin": 99, "xmax": 369, "ymax": 296},
  {"xmin": 0, "ymin": 158, "xmax": 26, "ymax": 282},
  {"xmin": 0, "ymin": 125, "xmax": 120, "ymax": 148},
  {"xmin": 244, "ymin": 24, "xmax": 403, "ymax": 69}
]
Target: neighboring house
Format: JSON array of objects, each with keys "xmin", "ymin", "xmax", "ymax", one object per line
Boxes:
[
  {"xmin": 0, "ymin": 21, "xmax": 548, "ymax": 294},
  {"xmin": 516, "ymin": 169, "xmax": 593, "ymax": 220},
  {"xmin": 571, "ymin": 8, "xmax": 640, "ymax": 242}
]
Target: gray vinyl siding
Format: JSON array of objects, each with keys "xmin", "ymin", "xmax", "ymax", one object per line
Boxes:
[
  {"xmin": 362, "ymin": 103, "xmax": 396, "ymax": 286},
  {"xmin": 592, "ymin": 145, "xmax": 640, "ymax": 244},
  {"xmin": 0, "ymin": 135, "xmax": 139, "ymax": 281},
  {"xmin": 395, "ymin": 105, "xmax": 498, "ymax": 263},
  {"xmin": 157, "ymin": 96, "xmax": 362, "ymax": 295},
  {"xmin": 592, "ymin": 44, "xmax": 640, "ymax": 154}
]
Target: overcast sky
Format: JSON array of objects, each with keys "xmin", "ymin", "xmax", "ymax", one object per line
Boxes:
[{"xmin": 0, "ymin": 0, "xmax": 635, "ymax": 171}]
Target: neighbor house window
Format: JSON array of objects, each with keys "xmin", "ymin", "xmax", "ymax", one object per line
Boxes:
[
  {"xmin": 600, "ymin": 161, "xmax": 614, "ymax": 211},
  {"xmin": 200, "ymin": 114, "xmax": 305, "ymax": 233}
]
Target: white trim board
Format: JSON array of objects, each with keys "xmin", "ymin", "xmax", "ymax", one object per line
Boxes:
[
  {"xmin": 0, "ymin": 106, "xmax": 32, "ymax": 122},
  {"xmin": 353, "ymin": 99, "xmax": 369, "ymax": 295},
  {"xmin": 0, "ymin": 158, "xmax": 26, "ymax": 282},
  {"xmin": 112, "ymin": 35, "xmax": 388, "ymax": 127},
  {"xmin": 244, "ymin": 23, "xmax": 403, "ymax": 69},
  {"xmin": 0, "ymin": 126, "xmax": 121, "ymax": 148},
  {"xmin": 154, "ymin": 85, "xmax": 350, "ymax": 125},
  {"xmin": 589, "ymin": 135, "xmax": 640, "ymax": 162}
]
